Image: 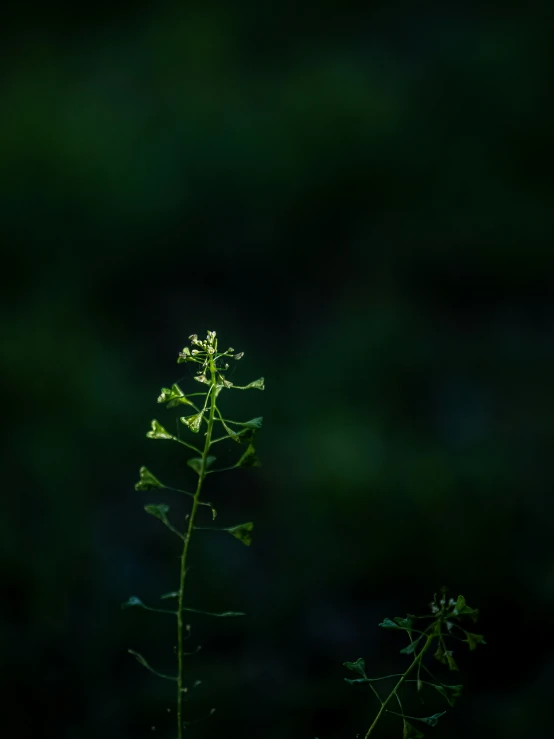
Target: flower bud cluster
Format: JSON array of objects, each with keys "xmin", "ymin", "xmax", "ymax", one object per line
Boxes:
[{"xmin": 177, "ymin": 331, "xmax": 244, "ymax": 383}]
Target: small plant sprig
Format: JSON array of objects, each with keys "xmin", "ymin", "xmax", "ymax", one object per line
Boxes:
[
  {"xmin": 343, "ymin": 591, "xmax": 485, "ymax": 738},
  {"xmin": 123, "ymin": 330, "xmax": 264, "ymax": 738}
]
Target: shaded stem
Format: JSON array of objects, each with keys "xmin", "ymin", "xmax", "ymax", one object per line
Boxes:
[
  {"xmin": 176, "ymin": 348, "xmax": 219, "ymax": 739},
  {"xmin": 364, "ymin": 630, "xmax": 436, "ymax": 738}
]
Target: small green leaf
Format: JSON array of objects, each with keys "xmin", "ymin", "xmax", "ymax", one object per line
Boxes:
[
  {"xmin": 237, "ymin": 427, "xmax": 256, "ymax": 444},
  {"xmin": 453, "ymin": 595, "xmax": 466, "ymax": 612},
  {"xmin": 181, "ymin": 607, "xmax": 245, "ymax": 617},
  {"xmin": 242, "ymin": 417, "xmax": 263, "ymax": 429},
  {"xmin": 160, "ymin": 591, "xmax": 180, "ymax": 600},
  {"xmin": 128, "ymin": 650, "xmax": 176, "ymax": 681},
  {"xmin": 433, "ymin": 683, "xmax": 463, "ymax": 706},
  {"xmin": 403, "ymin": 721, "xmax": 425, "ymax": 738},
  {"xmin": 220, "ymin": 418, "xmax": 240, "ymax": 442},
  {"xmin": 135, "ymin": 466, "xmax": 165, "ymax": 491},
  {"xmin": 418, "ymin": 712, "xmax": 446, "ymax": 727},
  {"xmin": 452, "ymin": 595, "xmax": 479, "ymax": 620},
  {"xmin": 379, "ymin": 617, "xmax": 413, "ymax": 630},
  {"xmin": 144, "ymin": 503, "xmax": 170, "ymax": 523},
  {"xmin": 392, "ymin": 712, "xmax": 446, "ymax": 729},
  {"xmin": 400, "ymin": 635, "xmax": 423, "ymax": 654},
  {"xmin": 446, "ymin": 652, "xmax": 458, "ymax": 671},
  {"xmin": 193, "ymin": 374, "xmax": 209, "ymax": 385},
  {"xmin": 379, "ymin": 617, "xmax": 400, "ymax": 629},
  {"xmin": 435, "ymin": 643, "xmax": 458, "ymax": 670},
  {"xmin": 343, "ymin": 658, "xmax": 367, "ymax": 677},
  {"xmin": 237, "ymin": 444, "xmax": 260, "ymax": 468},
  {"xmin": 146, "ymin": 419, "xmax": 173, "ymax": 440},
  {"xmin": 129, "ymin": 649, "xmax": 149, "ymax": 668},
  {"xmin": 394, "ymin": 616, "xmax": 414, "ymax": 629},
  {"xmin": 158, "ymin": 383, "xmax": 195, "ymax": 408},
  {"xmin": 464, "ymin": 632, "xmax": 486, "ymax": 650},
  {"xmin": 227, "ymin": 521, "xmax": 254, "ymax": 546},
  {"xmin": 233, "ymin": 377, "xmax": 265, "ymax": 390},
  {"xmin": 187, "ymin": 456, "xmax": 217, "ymax": 475},
  {"xmin": 122, "ymin": 596, "xmax": 145, "ymax": 609},
  {"xmin": 180, "ymin": 412, "xmax": 204, "ymax": 433}
]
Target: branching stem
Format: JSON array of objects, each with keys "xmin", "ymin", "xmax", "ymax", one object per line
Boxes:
[{"xmin": 364, "ymin": 630, "xmax": 436, "ymax": 738}]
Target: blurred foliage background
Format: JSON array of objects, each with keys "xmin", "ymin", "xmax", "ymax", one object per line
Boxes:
[{"xmin": 2, "ymin": 1, "xmax": 554, "ymax": 737}]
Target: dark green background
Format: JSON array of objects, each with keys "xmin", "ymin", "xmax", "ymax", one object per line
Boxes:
[{"xmin": 3, "ymin": 2, "xmax": 553, "ymax": 737}]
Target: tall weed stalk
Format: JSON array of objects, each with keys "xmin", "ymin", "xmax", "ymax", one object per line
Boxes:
[{"xmin": 123, "ymin": 330, "xmax": 263, "ymax": 737}]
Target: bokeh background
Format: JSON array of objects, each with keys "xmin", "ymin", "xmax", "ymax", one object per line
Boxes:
[{"xmin": 3, "ymin": 2, "xmax": 554, "ymax": 737}]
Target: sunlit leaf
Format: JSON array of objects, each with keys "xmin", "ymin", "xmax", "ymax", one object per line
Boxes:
[
  {"xmin": 180, "ymin": 412, "xmax": 204, "ymax": 433},
  {"xmin": 135, "ymin": 466, "xmax": 164, "ymax": 491},
  {"xmin": 187, "ymin": 456, "xmax": 216, "ymax": 475},
  {"xmin": 146, "ymin": 419, "xmax": 173, "ymax": 440},
  {"xmin": 227, "ymin": 521, "xmax": 254, "ymax": 546},
  {"xmin": 343, "ymin": 658, "xmax": 367, "ymax": 677},
  {"xmin": 158, "ymin": 383, "xmax": 195, "ymax": 408}
]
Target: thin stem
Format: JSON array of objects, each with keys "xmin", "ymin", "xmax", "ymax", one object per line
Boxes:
[
  {"xmin": 173, "ymin": 437, "xmax": 203, "ymax": 455},
  {"xmin": 176, "ymin": 347, "xmax": 219, "ymax": 739},
  {"xmin": 364, "ymin": 630, "xmax": 436, "ymax": 738}
]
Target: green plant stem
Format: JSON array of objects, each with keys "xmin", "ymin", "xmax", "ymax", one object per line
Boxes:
[
  {"xmin": 176, "ymin": 351, "xmax": 218, "ymax": 739},
  {"xmin": 364, "ymin": 631, "xmax": 436, "ymax": 738}
]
